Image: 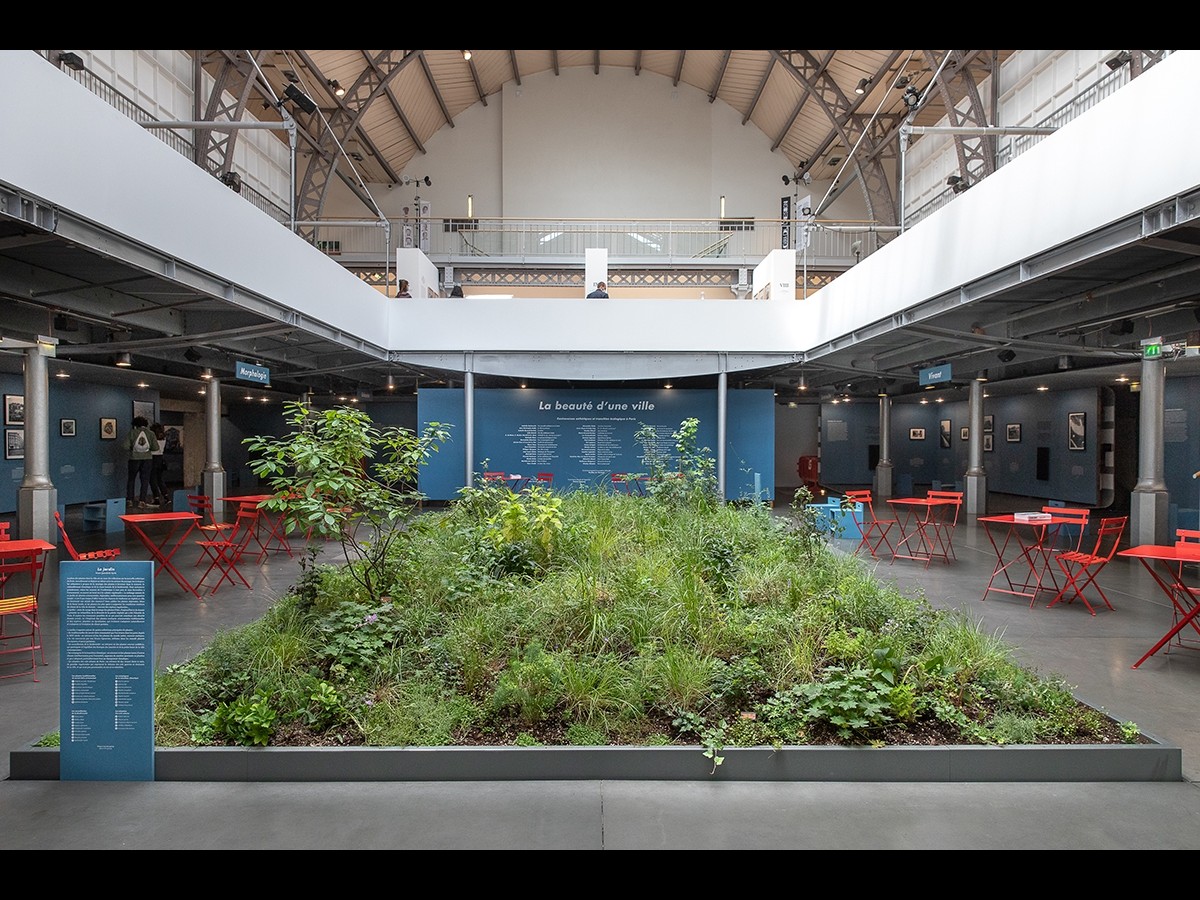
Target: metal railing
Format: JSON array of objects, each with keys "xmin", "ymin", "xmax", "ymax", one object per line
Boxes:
[{"xmin": 307, "ymin": 217, "xmax": 879, "ymax": 268}]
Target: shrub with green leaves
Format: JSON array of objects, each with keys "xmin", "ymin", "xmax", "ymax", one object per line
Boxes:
[{"xmin": 244, "ymin": 402, "xmax": 450, "ymax": 600}]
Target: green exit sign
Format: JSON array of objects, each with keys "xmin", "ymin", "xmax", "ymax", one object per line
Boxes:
[{"xmin": 1143, "ymin": 343, "xmax": 1162, "ymax": 359}]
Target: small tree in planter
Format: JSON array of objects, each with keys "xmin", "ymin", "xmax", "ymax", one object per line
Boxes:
[{"xmin": 244, "ymin": 401, "xmax": 450, "ymax": 600}]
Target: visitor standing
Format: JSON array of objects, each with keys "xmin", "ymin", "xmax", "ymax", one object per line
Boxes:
[
  {"xmin": 149, "ymin": 421, "xmax": 168, "ymax": 507},
  {"xmin": 124, "ymin": 415, "xmax": 159, "ymax": 509}
]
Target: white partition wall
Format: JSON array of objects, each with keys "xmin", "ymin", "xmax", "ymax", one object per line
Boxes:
[
  {"xmin": 396, "ymin": 248, "xmax": 440, "ymax": 299},
  {"xmin": 753, "ymin": 249, "xmax": 797, "ymax": 301},
  {"xmin": 585, "ymin": 248, "xmax": 608, "ymax": 297}
]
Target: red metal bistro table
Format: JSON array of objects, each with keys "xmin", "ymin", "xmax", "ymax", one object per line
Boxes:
[
  {"xmin": 1119, "ymin": 544, "xmax": 1200, "ymax": 668},
  {"xmin": 120, "ymin": 511, "xmax": 202, "ymax": 599},
  {"xmin": 222, "ymin": 495, "xmax": 293, "ymax": 559},
  {"xmin": 887, "ymin": 496, "xmax": 959, "ymax": 567},
  {"xmin": 978, "ymin": 513, "xmax": 1082, "ymax": 606}
]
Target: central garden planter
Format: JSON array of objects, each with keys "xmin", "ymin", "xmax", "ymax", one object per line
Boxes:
[{"xmin": 9, "ymin": 740, "xmax": 1182, "ymax": 782}]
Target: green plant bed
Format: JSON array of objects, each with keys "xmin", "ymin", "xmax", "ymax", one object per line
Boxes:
[{"xmin": 129, "ymin": 410, "xmax": 1154, "ymax": 766}]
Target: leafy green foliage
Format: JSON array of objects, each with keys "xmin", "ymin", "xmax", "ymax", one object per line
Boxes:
[
  {"xmin": 206, "ymin": 691, "xmax": 277, "ymax": 746},
  {"xmin": 151, "ymin": 413, "xmax": 1137, "ymax": 757},
  {"xmin": 244, "ymin": 402, "xmax": 450, "ymax": 600}
]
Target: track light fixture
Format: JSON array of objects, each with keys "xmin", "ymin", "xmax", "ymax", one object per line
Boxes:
[
  {"xmin": 114, "ymin": 352, "xmax": 132, "ymax": 367},
  {"xmin": 855, "ymin": 77, "xmax": 871, "ymax": 95},
  {"xmin": 57, "ymin": 51, "xmax": 85, "ymax": 71},
  {"xmin": 400, "ymin": 175, "xmax": 432, "ymax": 187},
  {"xmin": 328, "ymin": 79, "xmax": 345, "ymax": 98},
  {"xmin": 1104, "ymin": 50, "xmax": 1133, "ymax": 71},
  {"xmin": 462, "ymin": 50, "xmax": 472, "ymax": 61},
  {"xmin": 282, "ymin": 83, "xmax": 317, "ymax": 115}
]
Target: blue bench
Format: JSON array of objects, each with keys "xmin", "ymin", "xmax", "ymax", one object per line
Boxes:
[
  {"xmin": 82, "ymin": 498, "xmax": 126, "ymax": 533},
  {"xmin": 808, "ymin": 499, "xmax": 863, "ymax": 539}
]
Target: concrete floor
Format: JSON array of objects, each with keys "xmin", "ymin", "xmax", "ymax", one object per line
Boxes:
[{"xmin": 2, "ymin": 495, "xmax": 1200, "ymax": 850}]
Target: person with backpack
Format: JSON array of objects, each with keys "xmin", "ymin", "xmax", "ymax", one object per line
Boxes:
[
  {"xmin": 149, "ymin": 421, "xmax": 169, "ymax": 507},
  {"xmin": 124, "ymin": 415, "xmax": 159, "ymax": 509}
]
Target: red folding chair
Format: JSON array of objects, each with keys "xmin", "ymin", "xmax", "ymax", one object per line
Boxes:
[
  {"xmin": 55, "ymin": 511, "xmax": 121, "ymax": 561},
  {"xmin": 0, "ymin": 547, "xmax": 48, "ymax": 680},
  {"xmin": 1048, "ymin": 516, "xmax": 1127, "ymax": 615},
  {"xmin": 925, "ymin": 490, "xmax": 963, "ymax": 562},
  {"xmin": 195, "ymin": 508, "xmax": 262, "ymax": 595},
  {"xmin": 844, "ymin": 489, "xmax": 895, "ymax": 559},
  {"xmin": 1043, "ymin": 506, "xmax": 1090, "ymax": 556},
  {"xmin": 1169, "ymin": 529, "xmax": 1200, "ymax": 641},
  {"xmin": 187, "ymin": 494, "xmax": 234, "ymax": 565}
]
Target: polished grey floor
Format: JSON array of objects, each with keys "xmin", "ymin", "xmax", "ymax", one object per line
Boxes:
[{"xmin": 3, "ymin": 495, "xmax": 1200, "ymax": 850}]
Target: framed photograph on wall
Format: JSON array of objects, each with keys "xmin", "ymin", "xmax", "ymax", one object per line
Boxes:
[
  {"xmin": 133, "ymin": 399, "xmax": 155, "ymax": 422},
  {"xmin": 4, "ymin": 394, "xmax": 23, "ymax": 426},
  {"xmin": 939, "ymin": 419, "xmax": 951, "ymax": 449},
  {"xmin": 100, "ymin": 417, "xmax": 118, "ymax": 440},
  {"xmin": 5, "ymin": 428, "xmax": 24, "ymax": 460},
  {"xmin": 60, "ymin": 418, "xmax": 76, "ymax": 437},
  {"xmin": 1068, "ymin": 411, "xmax": 1086, "ymax": 451},
  {"xmin": 983, "ymin": 434, "xmax": 994, "ymax": 452},
  {"xmin": 960, "ymin": 426, "xmax": 969, "ymax": 441},
  {"xmin": 983, "ymin": 415, "xmax": 994, "ymax": 434},
  {"xmin": 1006, "ymin": 423, "xmax": 1021, "ymax": 443},
  {"xmin": 909, "ymin": 427, "xmax": 925, "ymax": 441}
]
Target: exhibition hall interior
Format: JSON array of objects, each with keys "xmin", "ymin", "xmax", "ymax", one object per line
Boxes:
[{"xmin": 1, "ymin": 50, "xmax": 1200, "ymax": 849}]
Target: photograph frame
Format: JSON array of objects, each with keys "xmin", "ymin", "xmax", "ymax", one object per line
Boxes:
[
  {"xmin": 1068, "ymin": 411, "xmax": 1086, "ymax": 451},
  {"xmin": 983, "ymin": 415, "xmax": 994, "ymax": 434},
  {"xmin": 5, "ymin": 428, "xmax": 24, "ymax": 460},
  {"xmin": 60, "ymin": 418, "xmax": 76, "ymax": 437},
  {"xmin": 1006, "ymin": 423, "xmax": 1022, "ymax": 443},
  {"xmin": 133, "ymin": 399, "xmax": 156, "ymax": 423},
  {"xmin": 4, "ymin": 394, "xmax": 24, "ymax": 426},
  {"xmin": 960, "ymin": 426, "xmax": 969, "ymax": 441},
  {"xmin": 100, "ymin": 417, "xmax": 118, "ymax": 440},
  {"xmin": 939, "ymin": 419, "xmax": 952, "ymax": 449},
  {"xmin": 909, "ymin": 427, "xmax": 925, "ymax": 441},
  {"xmin": 983, "ymin": 434, "xmax": 994, "ymax": 452}
]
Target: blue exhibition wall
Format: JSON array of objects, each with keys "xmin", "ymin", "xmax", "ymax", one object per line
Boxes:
[
  {"xmin": 1, "ymin": 373, "xmax": 164, "ymax": 514},
  {"xmin": 418, "ymin": 388, "xmax": 774, "ymax": 502},
  {"xmin": 1165, "ymin": 376, "xmax": 1200, "ymax": 529},
  {"xmin": 221, "ymin": 398, "xmax": 420, "ymax": 493},
  {"xmin": 819, "ymin": 386, "xmax": 1104, "ymax": 505}
]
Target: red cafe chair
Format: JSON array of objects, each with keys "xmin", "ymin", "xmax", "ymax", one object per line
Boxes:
[
  {"xmin": 1048, "ymin": 516, "xmax": 1127, "ymax": 615},
  {"xmin": 0, "ymin": 547, "xmax": 48, "ymax": 680},
  {"xmin": 844, "ymin": 489, "xmax": 895, "ymax": 559},
  {"xmin": 55, "ymin": 511, "xmax": 121, "ymax": 561},
  {"xmin": 1042, "ymin": 506, "xmax": 1090, "ymax": 556},
  {"xmin": 195, "ymin": 508, "xmax": 262, "ymax": 595}
]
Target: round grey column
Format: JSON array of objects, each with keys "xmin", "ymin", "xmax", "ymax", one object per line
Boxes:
[{"xmin": 1130, "ymin": 351, "xmax": 1168, "ymax": 545}]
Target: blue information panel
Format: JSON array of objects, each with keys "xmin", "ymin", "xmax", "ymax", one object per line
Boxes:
[
  {"xmin": 59, "ymin": 560, "xmax": 155, "ymax": 781},
  {"xmin": 418, "ymin": 388, "xmax": 774, "ymax": 502}
]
